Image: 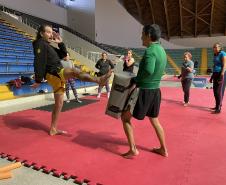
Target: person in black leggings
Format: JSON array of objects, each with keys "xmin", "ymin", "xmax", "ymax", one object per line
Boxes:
[
  {"xmin": 180, "ymin": 52, "xmax": 194, "ymax": 106},
  {"xmin": 209, "ymin": 43, "xmax": 226, "ymax": 114}
]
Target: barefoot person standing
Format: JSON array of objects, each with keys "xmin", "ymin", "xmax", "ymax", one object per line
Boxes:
[
  {"xmin": 121, "ymin": 24, "xmax": 168, "ymax": 158},
  {"xmin": 31, "ymin": 24, "xmax": 111, "ymax": 136},
  {"xmin": 180, "ymin": 52, "xmax": 194, "ymax": 106}
]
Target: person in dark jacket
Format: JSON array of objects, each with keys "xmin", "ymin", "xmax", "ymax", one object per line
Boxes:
[
  {"xmin": 31, "ymin": 24, "xmax": 111, "ymax": 136},
  {"xmin": 95, "ymin": 52, "xmax": 114, "ymax": 98}
]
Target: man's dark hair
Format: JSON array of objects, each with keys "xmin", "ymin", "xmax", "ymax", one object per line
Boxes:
[{"xmin": 143, "ymin": 24, "xmax": 161, "ymax": 41}]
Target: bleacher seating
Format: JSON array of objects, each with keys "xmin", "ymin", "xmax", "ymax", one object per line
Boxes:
[
  {"xmin": 207, "ymin": 48, "xmax": 214, "ymax": 69},
  {"xmin": 0, "ymin": 18, "xmax": 34, "ymax": 85},
  {"xmin": 1, "ymin": 6, "xmax": 218, "ymax": 77},
  {"xmin": 0, "ymin": 7, "xmax": 216, "ymax": 101},
  {"xmin": 165, "ymin": 48, "xmax": 202, "ymax": 72},
  {"xmin": 89, "ymin": 42, "xmax": 216, "ymax": 75},
  {"xmin": 0, "ymin": 17, "xmax": 99, "ymax": 99},
  {"xmin": 0, "ymin": 84, "xmax": 14, "ymax": 100}
]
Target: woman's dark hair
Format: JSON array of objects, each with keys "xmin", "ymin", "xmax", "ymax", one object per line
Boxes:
[
  {"xmin": 143, "ymin": 24, "xmax": 161, "ymax": 41},
  {"xmin": 102, "ymin": 52, "xmax": 107, "ymax": 56},
  {"xmin": 35, "ymin": 24, "xmax": 52, "ymax": 41}
]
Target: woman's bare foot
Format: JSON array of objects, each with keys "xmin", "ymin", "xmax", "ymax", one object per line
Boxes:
[
  {"xmin": 49, "ymin": 129, "xmax": 68, "ymax": 136},
  {"xmin": 150, "ymin": 147, "xmax": 168, "ymax": 157},
  {"xmin": 121, "ymin": 149, "xmax": 139, "ymax": 159}
]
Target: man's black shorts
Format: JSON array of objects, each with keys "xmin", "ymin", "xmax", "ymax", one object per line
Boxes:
[{"xmin": 133, "ymin": 88, "xmax": 161, "ymax": 120}]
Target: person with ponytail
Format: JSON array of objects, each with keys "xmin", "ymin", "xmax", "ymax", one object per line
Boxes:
[{"xmin": 31, "ymin": 24, "xmax": 112, "ymax": 136}]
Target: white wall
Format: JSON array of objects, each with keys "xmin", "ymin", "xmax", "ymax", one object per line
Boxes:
[
  {"xmin": 66, "ymin": 0, "xmax": 95, "ymax": 40},
  {"xmin": 60, "ymin": 28, "xmax": 105, "ymax": 56},
  {"xmin": 94, "ymin": 0, "xmax": 226, "ymax": 49},
  {"xmin": 160, "ymin": 38, "xmax": 193, "ymax": 49},
  {"xmin": 95, "ymin": 0, "xmax": 143, "ymax": 48},
  {"xmin": 95, "ymin": 0, "xmax": 187, "ymax": 49},
  {"xmin": 0, "ymin": 0, "xmax": 68, "ymax": 26},
  {"xmin": 170, "ymin": 36, "xmax": 226, "ymax": 48}
]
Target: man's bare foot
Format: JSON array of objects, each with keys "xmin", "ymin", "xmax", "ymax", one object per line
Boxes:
[
  {"xmin": 121, "ymin": 149, "xmax": 139, "ymax": 159},
  {"xmin": 49, "ymin": 129, "xmax": 68, "ymax": 136},
  {"xmin": 150, "ymin": 147, "xmax": 168, "ymax": 157}
]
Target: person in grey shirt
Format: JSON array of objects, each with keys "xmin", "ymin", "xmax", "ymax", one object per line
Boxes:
[
  {"xmin": 181, "ymin": 52, "xmax": 194, "ymax": 106},
  {"xmin": 61, "ymin": 53, "xmax": 82, "ymax": 103}
]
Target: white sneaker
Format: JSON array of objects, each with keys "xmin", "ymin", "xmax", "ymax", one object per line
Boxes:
[
  {"xmin": 107, "ymin": 92, "xmax": 110, "ymax": 98},
  {"xmin": 75, "ymin": 98, "xmax": 82, "ymax": 103},
  {"xmin": 97, "ymin": 93, "xmax": 101, "ymax": 98}
]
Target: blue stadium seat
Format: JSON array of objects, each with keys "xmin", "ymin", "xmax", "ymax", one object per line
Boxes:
[{"xmin": 0, "ymin": 20, "xmax": 34, "ymax": 84}]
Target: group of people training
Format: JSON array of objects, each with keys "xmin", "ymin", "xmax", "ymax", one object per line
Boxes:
[
  {"xmin": 31, "ymin": 23, "xmax": 225, "ymax": 159},
  {"xmin": 179, "ymin": 43, "xmax": 226, "ymax": 114},
  {"xmin": 95, "ymin": 49, "xmax": 135, "ymax": 99}
]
